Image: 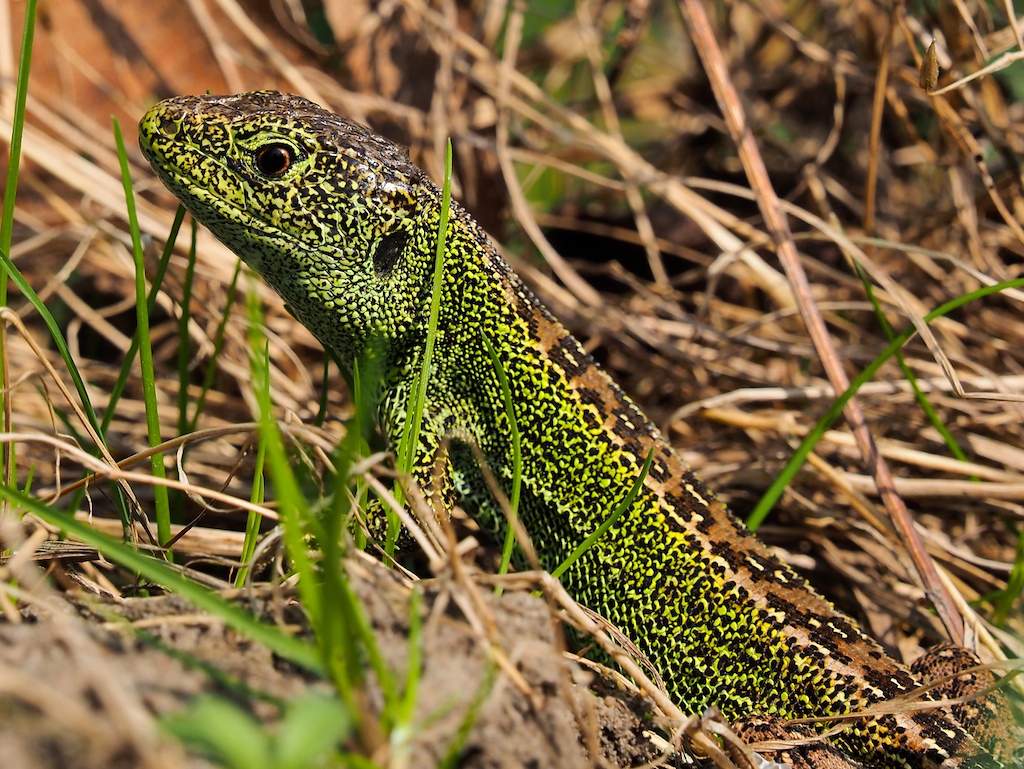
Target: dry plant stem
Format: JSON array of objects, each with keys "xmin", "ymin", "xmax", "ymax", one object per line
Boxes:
[
  {"xmin": 1002, "ymin": 0, "xmax": 1024, "ymax": 51},
  {"xmin": 704, "ymin": 715, "xmax": 768, "ymax": 769},
  {"xmin": 399, "ymin": 0, "xmax": 795, "ymax": 308},
  {"xmin": 0, "ymin": 308, "xmax": 151, "ymax": 532},
  {"xmin": 675, "ymin": 0, "xmax": 964, "ymax": 643},
  {"xmin": 185, "ymin": 0, "xmax": 245, "ymax": 93},
  {"xmin": 949, "ymin": 0, "xmax": 989, "ymax": 59},
  {"xmin": 675, "ymin": 372, "xmax": 1024, "ymax": 420},
  {"xmin": 0, "ymin": 0, "xmax": 15, "ymax": 522},
  {"xmin": 575, "ymin": 0, "xmax": 669, "ymax": 288},
  {"xmin": 1, "ymin": 322, "xmax": 11, "ymax": 513},
  {"xmin": 40, "ymin": 422, "xmax": 339, "ymax": 504},
  {"xmin": 685, "ymin": 176, "xmax": 1024, "ymax": 404},
  {"xmin": 533, "ymin": 575, "xmax": 701, "ymax": 745},
  {"xmin": 840, "ymin": 474, "xmax": 1024, "ymax": 503},
  {"xmin": 493, "ymin": 0, "xmax": 603, "ymax": 308},
  {"xmin": 803, "ymin": 453, "xmax": 1006, "ymax": 661},
  {"xmin": 204, "ymin": 0, "xmax": 327, "ymax": 104},
  {"xmin": 927, "ymin": 90, "xmax": 1024, "ymax": 247},
  {"xmin": 428, "ymin": 0, "xmax": 457, "ymax": 177},
  {"xmin": 77, "ymin": 516, "xmax": 248, "ymax": 558},
  {"xmin": 0, "ymin": 432, "xmax": 280, "ymax": 523},
  {"xmin": 863, "ymin": 2, "xmax": 900, "ymax": 245}
]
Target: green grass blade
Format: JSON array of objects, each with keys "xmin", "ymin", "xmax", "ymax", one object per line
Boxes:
[
  {"xmin": 177, "ymin": 217, "xmax": 199, "ymax": 436},
  {"xmin": 746, "ymin": 276, "xmax": 1024, "ymax": 530},
  {"xmin": 551, "ymin": 447, "xmax": 655, "ymax": 580},
  {"xmin": 246, "ymin": 287, "xmax": 390, "ymax": 733},
  {"xmin": 188, "ymin": 256, "xmax": 243, "ymax": 434},
  {"xmin": 0, "ymin": 0, "xmax": 38, "ymax": 286},
  {"xmin": 102, "ymin": 205, "xmax": 186, "ymax": 435},
  {"xmin": 234, "ymin": 438, "xmax": 267, "ymax": 588},
  {"xmin": 392, "ymin": 587, "xmax": 423, "ymax": 739},
  {"xmin": 850, "ymin": 260, "xmax": 974, "ymax": 474},
  {"xmin": 992, "ymin": 526, "xmax": 1024, "ymax": 626},
  {"xmin": 274, "ymin": 693, "xmax": 353, "ymax": 769},
  {"xmin": 392, "ymin": 139, "xmax": 454, "ymax": 553},
  {"xmin": 246, "ymin": 288, "xmax": 321, "ymax": 621},
  {"xmin": 480, "ymin": 329, "xmax": 522, "ymax": 586},
  {"xmin": 315, "ymin": 357, "xmax": 332, "ymax": 428},
  {"xmin": 0, "ymin": 248, "xmax": 106, "ymax": 447},
  {"xmin": 0, "ymin": 481, "xmax": 322, "ymax": 672},
  {"xmin": 163, "ymin": 696, "xmax": 272, "ymax": 769},
  {"xmin": 113, "ymin": 117, "xmax": 171, "ymax": 551},
  {"xmin": 324, "ymin": 396, "xmax": 402, "ymax": 724},
  {"xmin": 0, "ymin": 0, "xmax": 40, "ymax": 493}
]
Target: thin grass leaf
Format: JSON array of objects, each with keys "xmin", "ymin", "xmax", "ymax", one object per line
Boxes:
[
  {"xmin": 747, "ymin": 276, "xmax": 1024, "ymax": 530},
  {"xmin": 234, "ymin": 438, "xmax": 267, "ymax": 588},
  {"xmin": 480, "ymin": 329, "xmax": 522, "ymax": 587},
  {"xmin": 0, "ymin": 0, "xmax": 40, "ymax": 494},
  {"xmin": 0, "ymin": 251, "xmax": 113, "ymax": 470},
  {"xmin": 347, "ymin": 350, "xmax": 383, "ymax": 552},
  {"xmin": 392, "ymin": 587, "xmax": 423, "ymax": 745},
  {"xmin": 392, "ymin": 138, "xmax": 454, "ymax": 553},
  {"xmin": 273, "ymin": 693, "xmax": 353, "ymax": 769},
  {"xmin": 188, "ymin": 256, "xmax": 242, "ymax": 434},
  {"xmin": 850, "ymin": 259, "xmax": 975, "ymax": 477},
  {"xmin": 246, "ymin": 287, "xmax": 321, "ymax": 621},
  {"xmin": 164, "ymin": 696, "xmax": 272, "ymax": 769},
  {"xmin": 102, "ymin": 205, "xmax": 186, "ymax": 436},
  {"xmin": 316, "ymin": 409, "xmax": 371, "ymax": 705},
  {"xmin": 315, "ymin": 357, "xmax": 332, "ymax": 428},
  {"xmin": 0, "ymin": 0, "xmax": 37, "ymax": 266},
  {"xmin": 113, "ymin": 117, "xmax": 171, "ymax": 551},
  {"xmin": 246, "ymin": 287, "xmax": 392, "ymax": 737},
  {"xmin": 992, "ymin": 526, "xmax": 1024, "ymax": 627},
  {"xmin": 0, "ymin": 481, "xmax": 322, "ymax": 672},
  {"xmin": 177, "ymin": 217, "xmax": 199, "ymax": 437},
  {"xmin": 551, "ymin": 447, "xmax": 655, "ymax": 580}
]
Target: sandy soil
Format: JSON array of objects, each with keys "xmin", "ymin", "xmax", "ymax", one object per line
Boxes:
[{"xmin": 0, "ymin": 554, "xmax": 661, "ymax": 769}]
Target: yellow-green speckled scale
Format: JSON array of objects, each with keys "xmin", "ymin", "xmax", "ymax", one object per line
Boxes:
[{"xmin": 138, "ymin": 91, "xmax": 1016, "ymax": 769}]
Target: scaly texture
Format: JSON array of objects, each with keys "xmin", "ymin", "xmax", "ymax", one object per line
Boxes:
[{"xmin": 139, "ymin": 91, "xmax": 1017, "ymax": 768}]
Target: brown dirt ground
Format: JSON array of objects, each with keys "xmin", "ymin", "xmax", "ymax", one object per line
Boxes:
[{"xmin": 0, "ymin": 554, "xmax": 661, "ymax": 769}]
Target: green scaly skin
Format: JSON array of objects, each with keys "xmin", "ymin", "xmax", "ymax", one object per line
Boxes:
[{"xmin": 138, "ymin": 91, "xmax": 1016, "ymax": 768}]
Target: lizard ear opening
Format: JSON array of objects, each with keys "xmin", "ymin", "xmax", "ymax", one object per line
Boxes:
[{"xmin": 372, "ymin": 229, "xmax": 410, "ymax": 277}]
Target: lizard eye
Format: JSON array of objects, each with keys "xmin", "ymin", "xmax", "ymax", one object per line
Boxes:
[{"xmin": 254, "ymin": 143, "xmax": 295, "ymax": 177}]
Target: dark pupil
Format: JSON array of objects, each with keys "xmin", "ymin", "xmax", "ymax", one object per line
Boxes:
[{"xmin": 255, "ymin": 144, "xmax": 293, "ymax": 177}]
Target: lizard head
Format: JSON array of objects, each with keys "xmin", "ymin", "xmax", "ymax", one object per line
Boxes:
[{"xmin": 139, "ymin": 90, "xmax": 443, "ymax": 371}]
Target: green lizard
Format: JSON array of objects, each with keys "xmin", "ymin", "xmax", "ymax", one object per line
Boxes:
[{"xmin": 138, "ymin": 91, "xmax": 1018, "ymax": 768}]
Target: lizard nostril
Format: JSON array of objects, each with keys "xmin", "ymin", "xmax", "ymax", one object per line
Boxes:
[{"xmin": 157, "ymin": 115, "xmax": 179, "ymax": 139}]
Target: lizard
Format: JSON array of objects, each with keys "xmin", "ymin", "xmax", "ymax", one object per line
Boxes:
[{"xmin": 138, "ymin": 90, "xmax": 1019, "ymax": 768}]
